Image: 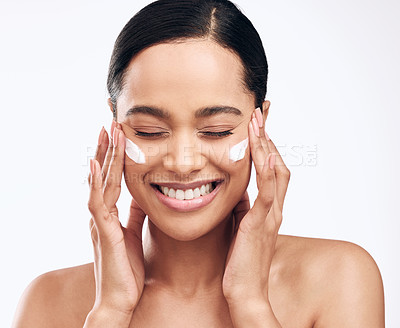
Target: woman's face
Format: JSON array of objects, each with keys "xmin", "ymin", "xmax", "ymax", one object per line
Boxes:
[{"xmin": 115, "ymin": 39, "xmax": 256, "ymax": 241}]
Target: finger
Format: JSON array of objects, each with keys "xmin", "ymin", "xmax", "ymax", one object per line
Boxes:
[
  {"xmin": 265, "ymin": 137, "xmax": 290, "ymax": 211},
  {"xmin": 250, "ymin": 153, "xmax": 276, "ymax": 226},
  {"xmin": 232, "ymin": 191, "xmax": 250, "ymax": 233},
  {"xmin": 87, "ymin": 127, "xmax": 109, "ymax": 186},
  {"xmin": 248, "ymin": 119, "xmax": 268, "ymax": 186},
  {"xmin": 103, "ymin": 126, "xmax": 125, "ymax": 211},
  {"xmin": 126, "ymin": 198, "xmax": 147, "ymax": 241},
  {"xmin": 254, "ymin": 107, "xmax": 270, "ymax": 155},
  {"xmin": 95, "ymin": 127, "xmax": 109, "ymax": 167},
  {"xmin": 101, "ymin": 120, "xmax": 117, "ymax": 185},
  {"xmin": 88, "ymin": 159, "xmax": 110, "ymax": 230},
  {"xmin": 255, "ymin": 108, "xmax": 271, "ymax": 159}
]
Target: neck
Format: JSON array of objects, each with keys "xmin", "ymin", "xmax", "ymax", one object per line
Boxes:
[{"xmin": 143, "ymin": 213, "xmax": 234, "ymax": 298}]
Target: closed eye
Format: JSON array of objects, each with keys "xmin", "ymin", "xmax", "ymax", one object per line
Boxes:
[
  {"xmin": 134, "ymin": 130, "xmax": 233, "ymax": 138},
  {"xmin": 135, "ymin": 131, "xmax": 167, "ymax": 138},
  {"xmin": 201, "ymin": 130, "xmax": 233, "ymax": 138}
]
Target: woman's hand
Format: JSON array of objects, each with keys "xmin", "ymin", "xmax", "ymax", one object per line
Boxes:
[
  {"xmin": 85, "ymin": 121, "xmax": 146, "ymax": 327},
  {"xmin": 222, "ymin": 108, "xmax": 290, "ymax": 327}
]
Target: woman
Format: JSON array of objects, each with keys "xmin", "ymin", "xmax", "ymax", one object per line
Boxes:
[{"xmin": 12, "ymin": 0, "xmax": 385, "ymax": 327}]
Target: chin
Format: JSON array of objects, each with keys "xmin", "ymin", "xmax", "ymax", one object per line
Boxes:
[{"xmin": 147, "ymin": 210, "xmax": 232, "ymax": 242}]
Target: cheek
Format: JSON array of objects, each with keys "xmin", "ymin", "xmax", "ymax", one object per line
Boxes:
[
  {"xmin": 125, "ymin": 137, "xmax": 166, "ymax": 166},
  {"xmin": 123, "ymin": 159, "xmax": 145, "ymax": 198},
  {"xmin": 123, "ymin": 160, "xmax": 157, "ymax": 218},
  {"xmin": 205, "ymin": 137, "xmax": 250, "ymax": 170},
  {"xmin": 122, "ymin": 139, "xmax": 168, "ymax": 212},
  {"xmin": 125, "ymin": 138, "xmax": 146, "ymax": 164}
]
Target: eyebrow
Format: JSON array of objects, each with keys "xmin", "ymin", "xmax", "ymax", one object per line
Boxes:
[
  {"xmin": 195, "ymin": 106, "xmax": 243, "ymax": 118},
  {"xmin": 125, "ymin": 105, "xmax": 243, "ymax": 119},
  {"xmin": 125, "ymin": 106, "xmax": 170, "ymax": 119}
]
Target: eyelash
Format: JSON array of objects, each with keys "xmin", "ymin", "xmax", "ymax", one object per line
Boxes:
[
  {"xmin": 134, "ymin": 130, "xmax": 233, "ymax": 138},
  {"xmin": 135, "ymin": 131, "xmax": 165, "ymax": 137},
  {"xmin": 203, "ymin": 130, "xmax": 233, "ymax": 137}
]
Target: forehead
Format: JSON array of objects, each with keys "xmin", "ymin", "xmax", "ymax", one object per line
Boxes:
[{"xmin": 117, "ymin": 39, "xmax": 254, "ymax": 116}]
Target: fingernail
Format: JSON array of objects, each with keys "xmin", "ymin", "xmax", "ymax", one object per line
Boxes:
[
  {"xmin": 113, "ymin": 128, "xmax": 119, "ymax": 147},
  {"xmin": 251, "ymin": 117, "xmax": 259, "ymax": 137},
  {"xmin": 102, "ymin": 128, "xmax": 109, "ymax": 144},
  {"xmin": 89, "ymin": 159, "xmax": 94, "ymax": 176},
  {"xmin": 269, "ymin": 153, "xmax": 276, "ymax": 169},
  {"xmin": 97, "ymin": 126, "xmax": 105, "ymax": 146},
  {"xmin": 255, "ymin": 107, "xmax": 263, "ymax": 128},
  {"xmin": 110, "ymin": 120, "xmax": 116, "ymax": 138},
  {"xmin": 264, "ymin": 129, "xmax": 270, "ymax": 141}
]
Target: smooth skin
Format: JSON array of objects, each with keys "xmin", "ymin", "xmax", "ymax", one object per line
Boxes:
[{"xmin": 12, "ymin": 40, "xmax": 385, "ymax": 328}]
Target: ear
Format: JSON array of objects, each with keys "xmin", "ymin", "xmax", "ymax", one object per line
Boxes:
[
  {"xmin": 107, "ymin": 98, "xmax": 116, "ymax": 117},
  {"xmin": 262, "ymin": 100, "xmax": 270, "ymax": 124}
]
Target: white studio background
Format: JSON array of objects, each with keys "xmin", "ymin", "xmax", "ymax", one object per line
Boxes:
[{"xmin": 1, "ymin": 0, "xmax": 398, "ymax": 326}]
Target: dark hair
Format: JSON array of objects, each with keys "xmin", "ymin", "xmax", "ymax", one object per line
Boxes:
[{"xmin": 107, "ymin": 0, "xmax": 268, "ymax": 117}]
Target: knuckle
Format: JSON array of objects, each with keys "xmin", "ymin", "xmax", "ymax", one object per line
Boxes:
[
  {"xmin": 87, "ymin": 200, "xmax": 95, "ymax": 213},
  {"xmin": 260, "ymin": 192, "xmax": 274, "ymax": 207},
  {"xmin": 262, "ymin": 170, "xmax": 274, "ymax": 183},
  {"xmin": 105, "ymin": 174, "xmax": 122, "ymax": 190},
  {"xmin": 87, "ymin": 199, "xmax": 101, "ymax": 214},
  {"xmin": 278, "ymin": 167, "xmax": 291, "ymax": 181}
]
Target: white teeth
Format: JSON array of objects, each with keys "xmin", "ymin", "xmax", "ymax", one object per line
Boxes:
[
  {"xmin": 184, "ymin": 189, "xmax": 194, "ymax": 200},
  {"xmin": 158, "ymin": 182, "xmax": 216, "ymax": 200},
  {"xmin": 162, "ymin": 186, "xmax": 169, "ymax": 196},
  {"xmin": 175, "ymin": 189, "xmax": 185, "ymax": 200},
  {"xmin": 193, "ymin": 187, "xmax": 200, "ymax": 198},
  {"xmin": 168, "ymin": 188, "xmax": 176, "ymax": 198}
]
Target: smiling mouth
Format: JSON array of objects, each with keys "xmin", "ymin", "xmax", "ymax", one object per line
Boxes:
[{"xmin": 150, "ymin": 180, "xmax": 223, "ymax": 201}]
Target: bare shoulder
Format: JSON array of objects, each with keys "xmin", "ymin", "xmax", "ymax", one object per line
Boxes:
[
  {"xmin": 275, "ymin": 234, "xmax": 382, "ymax": 267},
  {"xmin": 274, "ymin": 235, "xmax": 385, "ymax": 327},
  {"xmin": 12, "ymin": 263, "xmax": 95, "ymax": 328}
]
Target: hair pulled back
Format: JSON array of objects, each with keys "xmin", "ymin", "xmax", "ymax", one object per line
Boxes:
[{"xmin": 107, "ymin": 0, "xmax": 268, "ymax": 117}]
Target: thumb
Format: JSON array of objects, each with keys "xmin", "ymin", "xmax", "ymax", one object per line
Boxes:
[{"xmin": 126, "ymin": 198, "xmax": 147, "ymax": 241}]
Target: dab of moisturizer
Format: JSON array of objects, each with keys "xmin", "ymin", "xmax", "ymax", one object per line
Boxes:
[
  {"xmin": 229, "ymin": 138, "xmax": 248, "ymax": 162},
  {"xmin": 125, "ymin": 137, "xmax": 146, "ymax": 164}
]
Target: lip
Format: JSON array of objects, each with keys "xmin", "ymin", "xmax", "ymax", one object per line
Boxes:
[{"xmin": 151, "ymin": 181, "xmax": 224, "ymax": 212}]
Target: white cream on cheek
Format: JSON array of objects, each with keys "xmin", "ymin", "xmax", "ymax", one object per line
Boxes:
[
  {"xmin": 229, "ymin": 138, "xmax": 248, "ymax": 162},
  {"xmin": 124, "ymin": 136, "xmax": 248, "ymax": 164},
  {"xmin": 125, "ymin": 137, "xmax": 146, "ymax": 164}
]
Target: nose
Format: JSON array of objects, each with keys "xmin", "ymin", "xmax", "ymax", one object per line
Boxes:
[{"xmin": 162, "ymin": 136, "xmax": 205, "ymax": 175}]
